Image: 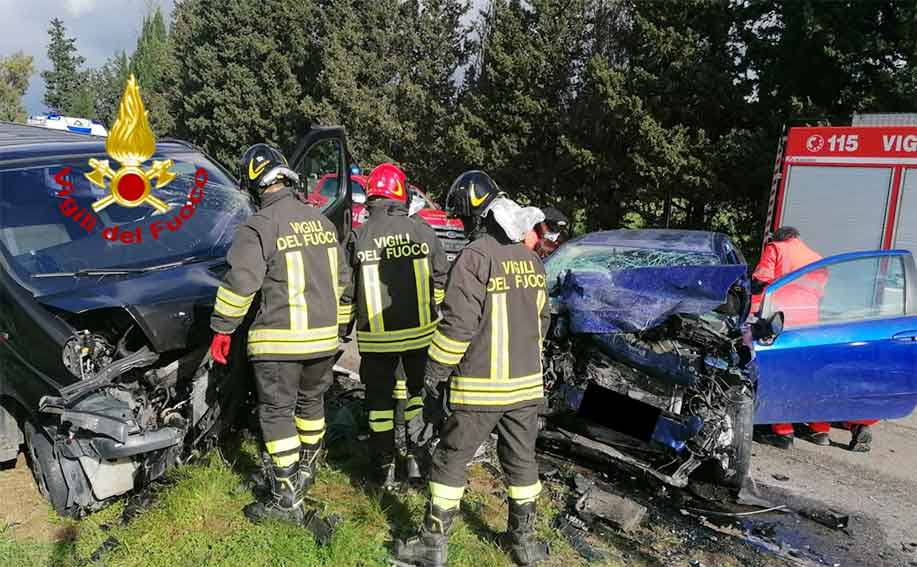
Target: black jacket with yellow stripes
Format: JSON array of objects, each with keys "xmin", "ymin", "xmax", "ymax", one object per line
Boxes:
[
  {"xmin": 427, "ymin": 229, "xmax": 550, "ymax": 411},
  {"xmin": 341, "ymin": 199, "xmax": 449, "ymax": 353},
  {"xmin": 210, "ymin": 189, "xmax": 350, "ymax": 361}
]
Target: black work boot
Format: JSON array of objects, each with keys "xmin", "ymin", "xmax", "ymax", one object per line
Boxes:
[
  {"xmin": 300, "ymin": 442, "xmax": 323, "ymax": 491},
  {"xmin": 804, "ymin": 431, "xmax": 831, "ymax": 446},
  {"xmin": 393, "ymin": 503, "xmax": 456, "ymax": 567},
  {"xmin": 244, "ymin": 462, "xmax": 306, "ymax": 525},
  {"xmin": 402, "ymin": 452, "xmax": 423, "ymax": 484},
  {"xmin": 377, "ymin": 456, "xmax": 399, "ymax": 491},
  {"xmin": 849, "ymin": 424, "xmax": 873, "ymax": 452},
  {"xmin": 500, "ymin": 501, "xmax": 548, "ymax": 566}
]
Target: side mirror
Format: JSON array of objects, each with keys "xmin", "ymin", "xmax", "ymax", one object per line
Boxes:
[{"xmin": 752, "ymin": 311, "xmax": 784, "ymax": 344}]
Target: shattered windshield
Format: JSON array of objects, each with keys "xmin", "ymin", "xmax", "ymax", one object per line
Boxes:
[
  {"xmin": 546, "ymin": 244, "xmax": 720, "ymax": 291},
  {"xmin": 0, "ymin": 152, "xmax": 251, "ymax": 297}
]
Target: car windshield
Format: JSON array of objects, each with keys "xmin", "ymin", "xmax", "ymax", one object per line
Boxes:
[
  {"xmin": 0, "ymin": 151, "xmax": 251, "ymax": 297},
  {"xmin": 546, "ymin": 243, "xmax": 720, "ymax": 290}
]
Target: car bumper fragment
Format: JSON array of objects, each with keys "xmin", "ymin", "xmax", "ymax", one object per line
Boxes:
[{"xmin": 91, "ymin": 427, "xmax": 183, "ymax": 458}]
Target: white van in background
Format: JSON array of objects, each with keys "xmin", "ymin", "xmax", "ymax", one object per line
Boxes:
[{"xmin": 26, "ymin": 114, "xmax": 108, "ymax": 137}]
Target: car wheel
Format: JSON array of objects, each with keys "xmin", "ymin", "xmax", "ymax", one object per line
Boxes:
[
  {"xmin": 709, "ymin": 385, "xmax": 754, "ymax": 488},
  {"xmin": 23, "ymin": 420, "xmax": 88, "ymax": 518}
]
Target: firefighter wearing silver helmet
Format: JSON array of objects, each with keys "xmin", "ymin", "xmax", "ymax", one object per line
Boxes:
[
  {"xmin": 395, "ymin": 170, "xmax": 550, "ymax": 567},
  {"xmin": 210, "ymin": 143, "xmax": 351, "ymax": 534}
]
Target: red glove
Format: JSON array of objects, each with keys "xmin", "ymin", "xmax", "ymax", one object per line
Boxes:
[{"xmin": 210, "ymin": 333, "xmax": 231, "ymax": 365}]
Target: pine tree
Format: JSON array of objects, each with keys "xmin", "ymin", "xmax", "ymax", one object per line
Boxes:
[
  {"xmin": 131, "ymin": 7, "xmax": 175, "ymax": 134},
  {"xmin": 453, "ymin": 0, "xmax": 594, "ymax": 203},
  {"xmin": 169, "ymin": 0, "xmax": 319, "ymax": 168},
  {"xmin": 0, "ymin": 51, "xmax": 34, "ymax": 122},
  {"xmin": 41, "ymin": 18, "xmax": 85, "ymax": 114},
  {"xmin": 89, "ymin": 51, "xmax": 131, "ymax": 127}
]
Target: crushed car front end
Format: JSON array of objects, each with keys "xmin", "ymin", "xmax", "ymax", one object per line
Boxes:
[
  {"xmin": 0, "ymin": 134, "xmax": 253, "ymax": 516},
  {"xmin": 540, "ymin": 230, "xmax": 757, "ymax": 488}
]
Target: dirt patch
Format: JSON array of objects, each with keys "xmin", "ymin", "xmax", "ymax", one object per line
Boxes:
[{"xmin": 0, "ymin": 454, "xmax": 66, "ymax": 543}]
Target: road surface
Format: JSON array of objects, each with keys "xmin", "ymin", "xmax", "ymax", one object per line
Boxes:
[{"xmin": 748, "ymin": 413, "xmax": 917, "ymax": 566}]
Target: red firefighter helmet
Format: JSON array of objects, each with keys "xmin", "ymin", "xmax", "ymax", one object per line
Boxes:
[{"xmin": 366, "ymin": 163, "xmax": 407, "ymax": 202}]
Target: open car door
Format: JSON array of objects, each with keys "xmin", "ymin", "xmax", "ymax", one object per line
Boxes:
[
  {"xmin": 755, "ymin": 250, "xmax": 917, "ymax": 424},
  {"xmin": 289, "ymin": 127, "xmax": 352, "ymax": 237}
]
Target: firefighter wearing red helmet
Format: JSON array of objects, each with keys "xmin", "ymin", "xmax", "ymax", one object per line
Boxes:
[{"xmin": 339, "ymin": 163, "xmax": 449, "ymax": 489}]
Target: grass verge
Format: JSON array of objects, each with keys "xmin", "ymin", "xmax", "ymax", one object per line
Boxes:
[{"xmin": 0, "ymin": 438, "xmax": 620, "ymax": 567}]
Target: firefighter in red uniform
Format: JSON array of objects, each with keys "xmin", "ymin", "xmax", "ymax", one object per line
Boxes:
[
  {"xmin": 395, "ymin": 171, "xmax": 550, "ymax": 567},
  {"xmin": 340, "ymin": 163, "xmax": 449, "ymax": 488},
  {"xmin": 753, "ymin": 227, "xmax": 877, "ymax": 452},
  {"xmin": 210, "ymin": 144, "xmax": 351, "ymax": 529}
]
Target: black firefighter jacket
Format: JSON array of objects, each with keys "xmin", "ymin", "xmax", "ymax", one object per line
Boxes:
[
  {"xmin": 210, "ymin": 189, "xmax": 350, "ymax": 361},
  {"xmin": 427, "ymin": 230, "xmax": 550, "ymax": 411},
  {"xmin": 341, "ymin": 199, "xmax": 449, "ymax": 353}
]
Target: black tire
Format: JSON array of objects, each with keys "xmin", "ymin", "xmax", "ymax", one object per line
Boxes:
[
  {"xmin": 710, "ymin": 385, "xmax": 754, "ymax": 488},
  {"xmin": 23, "ymin": 421, "xmax": 89, "ymax": 518}
]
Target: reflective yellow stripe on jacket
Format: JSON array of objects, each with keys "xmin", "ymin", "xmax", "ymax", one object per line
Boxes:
[
  {"xmin": 338, "ymin": 303, "xmax": 355, "ymax": 325},
  {"xmin": 246, "ymin": 249, "xmax": 339, "ymax": 357},
  {"xmin": 414, "ymin": 258, "xmax": 432, "ymax": 327},
  {"xmin": 428, "ymin": 329, "xmax": 470, "ymax": 365},
  {"xmin": 357, "ymin": 320, "xmax": 439, "ymax": 353},
  {"xmin": 490, "ymin": 292, "xmax": 509, "ymax": 380},
  {"xmin": 214, "ymin": 286, "xmax": 254, "ymax": 319},
  {"xmin": 448, "ymin": 373, "xmax": 544, "ymax": 407}
]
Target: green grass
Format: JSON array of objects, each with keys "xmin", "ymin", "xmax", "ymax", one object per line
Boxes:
[{"xmin": 0, "ymin": 439, "xmax": 622, "ymax": 567}]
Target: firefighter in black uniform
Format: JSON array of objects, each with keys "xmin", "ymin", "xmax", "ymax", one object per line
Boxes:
[
  {"xmin": 395, "ymin": 171, "xmax": 550, "ymax": 567},
  {"xmin": 210, "ymin": 144, "xmax": 350, "ymax": 526},
  {"xmin": 340, "ymin": 163, "xmax": 449, "ymax": 488}
]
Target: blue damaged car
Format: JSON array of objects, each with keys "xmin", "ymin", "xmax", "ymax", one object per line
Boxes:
[{"xmin": 540, "ymin": 229, "xmax": 917, "ymax": 488}]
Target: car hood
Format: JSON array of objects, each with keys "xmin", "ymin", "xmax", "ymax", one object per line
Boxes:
[
  {"xmin": 554, "ymin": 264, "xmax": 746, "ymax": 334},
  {"xmin": 37, "ymin": 261, "xmax": 224, "ymax": 353}
]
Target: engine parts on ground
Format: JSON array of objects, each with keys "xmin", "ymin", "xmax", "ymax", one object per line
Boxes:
[
  {"xmin": 575, "ymin": 484, "xmax": 647, "ymax": 532},
  {"xmin": 551, "ymin": 513, "xmax": 609, "ymax": 563}
]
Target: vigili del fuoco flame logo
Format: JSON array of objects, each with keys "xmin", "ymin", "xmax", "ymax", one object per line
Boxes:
[
  {"xmin": 85, "ymin": 75, "xmax": 176, "ymax": 212},
  {"xmin": 52, "ymin": 75, "xmax": 208, "ymax": 244}
]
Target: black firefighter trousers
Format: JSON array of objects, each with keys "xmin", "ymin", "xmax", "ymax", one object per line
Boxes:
[
  {"xmin": 360, "ymin": 349, "xmax": 426, "ymax": 461},
  {"xmin": 429, "ymin": 404, "xmax": 542, "ymax": 510},
  {"xmin": 254, "ymin": 357, "xmax": 334, "ymax": 468}
]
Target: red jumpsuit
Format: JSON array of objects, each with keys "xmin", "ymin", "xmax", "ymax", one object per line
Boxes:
[{"xmin": 752, "ymin": 238, "xmax": 877, "ymax": 436}]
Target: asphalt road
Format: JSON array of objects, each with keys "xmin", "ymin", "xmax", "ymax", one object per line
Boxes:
[{"xmin": 748, "ymin": 413, "xmax": 917, "ymax": 566}]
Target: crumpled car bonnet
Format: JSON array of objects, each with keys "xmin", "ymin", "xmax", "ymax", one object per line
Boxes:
[{"xmin": 555, "ymin": 264, "xmax": 746, "ymax": 334}]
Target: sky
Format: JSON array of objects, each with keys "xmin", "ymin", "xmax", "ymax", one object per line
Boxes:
[
  {"xmin": 0, "ymin": 0, "xmax": 487, "ymax": 117},
  {"xmin": 0, "ymin": 0, "xmax": 174, "ymax": 115}
]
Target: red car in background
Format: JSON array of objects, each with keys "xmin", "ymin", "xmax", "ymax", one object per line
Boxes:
[{"xmin": 306, "ymin": 173, "xmax": 467, "ymax": 262}]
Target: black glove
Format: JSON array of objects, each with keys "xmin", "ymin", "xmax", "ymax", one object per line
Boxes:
[
  {"xmin": 338, "ymin": 319, "xmax": 355, "ymax": 341},
  {"xmin": 423, "ymin": 381, "xmax": 451, "ymax": 426},
  {"xmin": 422, "ymin": 359, "xmax": 453, "ymax": 426}
]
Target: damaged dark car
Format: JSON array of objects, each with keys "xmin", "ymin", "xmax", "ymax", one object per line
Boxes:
[
  {"xmin": 541, "ymin": 230, "xmax": 779, "ymax": 489},
  {"xmin": 0, "ymin": 123, "xmax": 352, "ymax": 517}
]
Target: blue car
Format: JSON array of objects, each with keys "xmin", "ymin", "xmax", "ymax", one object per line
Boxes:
[
  {"xmin": 754, "ymin": 249, "xmax": 917, "ymax": 425},
  {"xmin": 542, "ymin": 229, "xmax": 917, "ymax": 488}
]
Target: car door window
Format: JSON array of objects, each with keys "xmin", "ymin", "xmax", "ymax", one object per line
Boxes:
[
  {"xmin": 763, "ymin": 255, "xmax": 906, "ymax": 329},
  {"xmin": 297, "ymin": 138, "xmax": 343, "ymax": 213}
]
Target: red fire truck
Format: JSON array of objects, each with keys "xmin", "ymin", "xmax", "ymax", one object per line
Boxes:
[{"xmin": 764, "ymin": 115, "xmax": 917, "ymax": 257}]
